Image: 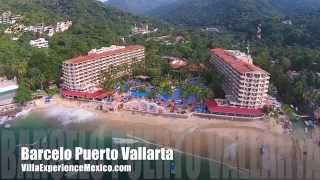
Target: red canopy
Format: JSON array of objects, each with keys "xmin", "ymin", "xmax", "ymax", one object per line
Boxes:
[
  {"xmin": 206, "ymin": 99, "xmax": 263, "ymax": 117},
  {"xmin": 62, "ymin": 90, "xmax": 113, "ymax": 100}
]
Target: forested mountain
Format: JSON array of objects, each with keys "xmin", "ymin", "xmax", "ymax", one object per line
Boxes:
[
  {"xmin": 149, "ymin": 0, "xmax": 320, "ymax": 48},
  {"xmin": 1, "ymin": 0, "xmax": 146, "ymax": 34},
  {"xmin": 106, "ymin": 0, "xmax": 176, "ymax": 14},
  {"xmin": 269, "ymin": 0, "xmax": 320, "ymax": 15},
  {"xmin": 143, "ymin": 0, "xmax": 320, "ymax": 112},
  {"xmin": 150, "ymin": 0, "xmax": 320, "ymax": 25},
  {"xmin": 150, "ymin": 0, "xmax": 280, "ymax": 26}
]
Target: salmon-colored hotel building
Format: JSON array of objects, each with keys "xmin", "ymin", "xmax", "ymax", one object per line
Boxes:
[
  {"xmin": 62, "ymin": 45, "xmax": 145, "ymax": 92},
  {"xmin": 210, "ymin": 48, "xmax": 270, "ymax": 109}
]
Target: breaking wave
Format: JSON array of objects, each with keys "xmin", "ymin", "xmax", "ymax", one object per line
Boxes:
[
  {"xmin": 0, "ymin": 108, "xmax": 32, "ymax": 126},
  {"xmin": 44, "ymin": 106, "xmax": 96, "ymax": 125}
]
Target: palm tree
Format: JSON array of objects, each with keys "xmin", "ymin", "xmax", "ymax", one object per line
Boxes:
[
  {"xmin": 181, "ymin": 84, "xmax": 193, "ymax": 98},
  {"xmin": 158, "ymin": 77, "xmax": 173, "ymax": 95},
  {"xmin": 103, "ymin": 79, "xmax": 117, "ymax": 91},
  {"xmin": 195, "ymin": 87, "xmax": 215, "ymax": 104},
  {"xmin": 12, "ymin": 61, "xmax": 28, "ymax": 80},
  {"xmin": 29, "ymin": 68, "xmax": 46, "ymax": 90}
]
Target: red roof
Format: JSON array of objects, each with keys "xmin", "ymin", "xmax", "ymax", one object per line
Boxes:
[
  {"xmin": 210, "ymin": 48, "xmax": 268, "ymax": 74},
  {"xmin": 62, "ymin": 90, "xmax": 113, "ymax": 100},
  {"xmin": 65, "ymin": 45, "xmax": 144, "ymax": 65},
  {"xmin": 206, "ymin": 99, "xmax": 264, "ymax": 117}
]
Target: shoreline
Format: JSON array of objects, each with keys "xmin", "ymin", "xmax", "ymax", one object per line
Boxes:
[{"xmin": 28, "ymin": 96, "xmax": 320, "ymax": 178}]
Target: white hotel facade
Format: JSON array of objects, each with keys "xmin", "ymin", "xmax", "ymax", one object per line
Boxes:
[
  {"xmin": 62, "ymin": 45, "xmax": 145, "ymax": 92},
  {"xmin": 210, "ymin": 48, "xmax": 270, "ymax": 109},
  {"xmin": 29, "ymin": 38, "xmax": 49, "ymax": 48}
]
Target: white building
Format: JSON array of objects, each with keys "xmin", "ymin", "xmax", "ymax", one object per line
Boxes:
[
  {"xmin": 0, "ymin": 11, "xmax": 22, "ymax": 24},
  {"xmin": 62, "ymin": 45, "xmax": 145, "ymax": 92},
  {"xmin": 132, "ymin": 24, "xmax": 157, "ymax": 35},
  {"xmin": 282, "ymin": 20, "xmax": 292, "ymax": 25},
  {"xmin": 210, "ymin": 48, "xmax": 270, "ymax": 109},
  {"xmin": 203, "ymin": 27, "xmax": 220, "ymax": 33},
  {"xmin": 25, "ymin": 24, "xmax": 46, "ymax": 34},
  {"xmin": 56, "ymin": 21, "xmax": 72, "ymax": 33},
  {"xmin": 47, "ymin": 28, "xmax": 55, "ymax": 37},
  {"xmin": 29, "ymin": 38, "xmax": 49, "ymax": 48}
]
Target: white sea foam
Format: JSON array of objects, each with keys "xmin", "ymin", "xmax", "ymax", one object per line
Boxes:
[
  {"xmin": 0, "ymin": 116, "xmax": 13, "ymax": 125},
  {"xmin": 112, "ymin": 137, "xmax": 140, "ymax": 145},
  {"xmin": 44, "ymin": 106, "xmax": 96, "ymax": 125},
  {"xmin": 0, "ymin": 108, "xmax": 32, "ymax": 125},
  {"xmin": 16, "ymin": 108, "xmax": 32, "ymax": 118}
]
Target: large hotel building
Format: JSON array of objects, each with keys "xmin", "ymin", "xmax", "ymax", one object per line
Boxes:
[
  {"xmin": 210, "ymin": 48, "xmax": 270, "ymax": 109},
  {"xmin": 62, "ymin": 45, "xmax": 145, "ymax": 92}
]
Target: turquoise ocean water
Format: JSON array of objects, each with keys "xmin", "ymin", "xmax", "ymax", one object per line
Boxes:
[{"xmin": 0, "ymin": 113, "xmax": 252, "ymax": 180}]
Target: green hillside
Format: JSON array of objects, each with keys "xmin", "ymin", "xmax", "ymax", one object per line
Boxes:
[
  {"xmin": 149, "ymin": 0, "xmax": 320, "ymax": 48},
  {"xmin": 106, "ymin": 0, "xmax": 176, "ymax": 15},
  {"xmin": 150, "ymin": 0, "xmax": 320, "ymax": 26},
  {"xmin": 150, "ymin": 0, "xmax": 280, "ymax": 26},
  {"xmin": 0, "ymin": 0, "xmax": 154, "ymax": 95}
]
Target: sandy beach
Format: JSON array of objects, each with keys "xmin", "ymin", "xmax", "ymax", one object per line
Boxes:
[{"xmin": 30, "ymin": 96, "xmax": 320, "ymax": 179}]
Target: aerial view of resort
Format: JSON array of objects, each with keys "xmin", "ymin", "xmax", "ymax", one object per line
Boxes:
[{"xmin": 1, "ymin": 0, "xmax": 320, "ymax": 179}]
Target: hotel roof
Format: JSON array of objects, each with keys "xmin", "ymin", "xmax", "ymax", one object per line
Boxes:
[
  {"xmin": 64, "ymin": 45, "xmax": 144, "ymax": 65},
  {"xmin": 210, "ymin": 48, "xmax": 269, "ymax": 74},
  {"xmin": 207, "ymin": 99, "xmax": 264, "ymax": 117},
  {"xmin": 62, "ymin": 89, "xmax": 113, "ymax": 100}
]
